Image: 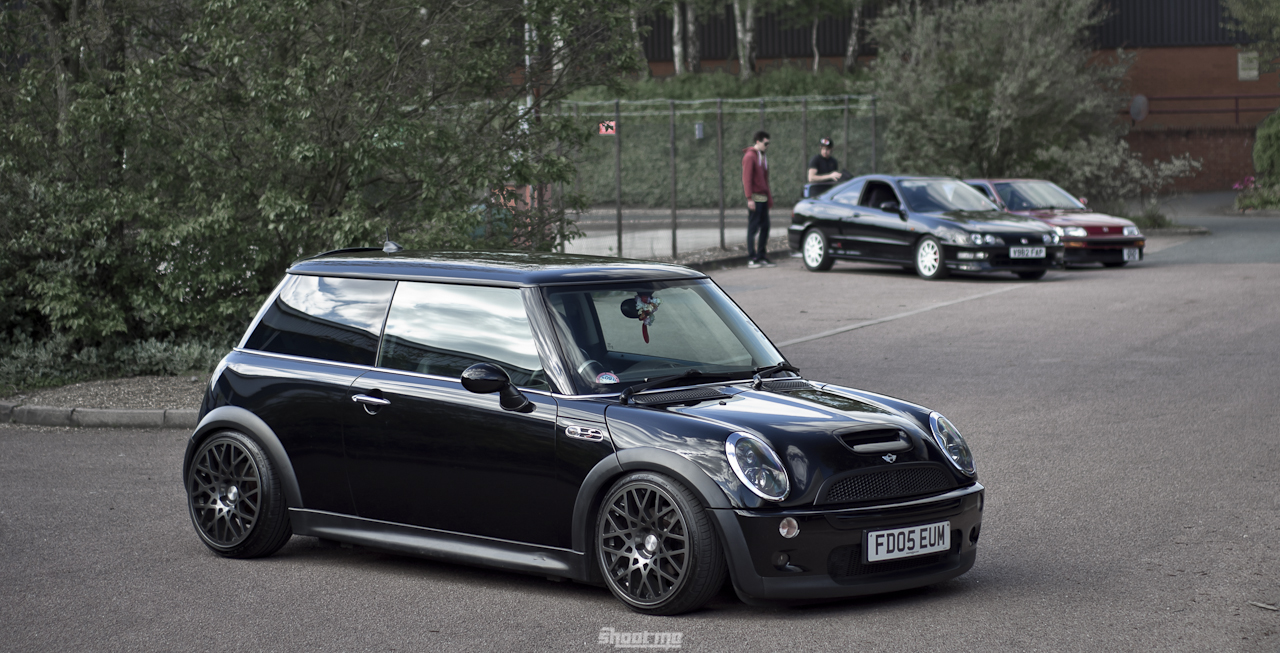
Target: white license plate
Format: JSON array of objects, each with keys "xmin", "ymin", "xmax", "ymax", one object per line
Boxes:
[
  {"xmin": 866, "ymin": 521, "xmax": 951, "ymax": 562},
  {"xmin": 1123, "ymin": 248, "xmax": 1140, "ymax": 261},
  {"xmin": 1009, "ymin": 247, "xmax": 1046, "ymax": 259}
]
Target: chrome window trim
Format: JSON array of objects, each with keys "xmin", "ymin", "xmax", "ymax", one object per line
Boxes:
[{"xmin": 230, "ymin": 348, "xmax": 553, "ymax": 395}]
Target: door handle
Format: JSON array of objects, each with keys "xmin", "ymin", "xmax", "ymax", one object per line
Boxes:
[{"xmin": 352, "ymin": 394, "xmax": 391, "ymax": 407}]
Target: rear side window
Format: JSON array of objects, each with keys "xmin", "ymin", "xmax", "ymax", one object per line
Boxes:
[
  {"xmin": 378, "ymin": 282, "xmax": 546, "ymax": 388},
  {"xmin": 244, "ymin": 274, "xmax": 395, "ymax": 366}
]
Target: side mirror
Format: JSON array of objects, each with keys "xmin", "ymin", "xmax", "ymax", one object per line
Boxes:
[
  {"xmin": 879, "ymin": 201, "xmax": 906, "ymax": 219},
  {"xmin": 461, "ymin": 363, "xmax": 534, "ymax": 413},
  {"xmin": 1078, "ymin": 197, "xmax": 1088, "ymax": 206}
]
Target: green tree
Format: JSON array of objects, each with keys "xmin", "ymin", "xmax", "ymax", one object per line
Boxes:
[
  {"xmin": 868, "ymin": 0, "xmax": 1197, "ymax": 209},
  {"xmin": 0, "ymin": 0, "xmax": 642, "ymax": 347},
  {"xmin": 1222, "ymin": 0, "xmax": 1280, "ymax": 76}
]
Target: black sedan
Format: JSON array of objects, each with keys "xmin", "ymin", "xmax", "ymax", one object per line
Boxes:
[
  {"xmin": 184, "ymin": 250, "xmax": 983, "ymax": 615},
  {"xmin": 789, "ymin": 175, "xmax": 1064, "ymax": 280}
]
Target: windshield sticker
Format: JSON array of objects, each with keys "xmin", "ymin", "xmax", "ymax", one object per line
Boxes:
[
  {"xmin": 596, "ymin": 371, "xmax": 620, "ymax": 384},
  {"xmin": 633, "ymin": 293, "xmax": 661, "ymax": 343}
]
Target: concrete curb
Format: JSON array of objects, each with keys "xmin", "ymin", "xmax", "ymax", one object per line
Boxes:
[{"xmin": 2, "ymin": 404, "xmax": 199, "ymax": 429}]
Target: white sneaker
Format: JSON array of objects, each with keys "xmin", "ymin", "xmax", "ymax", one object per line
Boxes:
[
  {"xmin": 759, "ymin": 258, "xmax": 777, "ymax": 267},
  {"xmin": 747, "ymin": 259, "xmax": 764, "ymax": 268}
]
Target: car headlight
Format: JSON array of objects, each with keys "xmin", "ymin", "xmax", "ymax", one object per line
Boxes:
[
  {"xmin": 726, "ymin": 432, "xmax": 790, "ymax": 501},
  {"xmin": 935, "ymin": 227, "xmax": 970, "ymax": 245},
  {"xmin": 1055, "ymin": 226, "xmax": 1087, "ymax": 238},
  {"xmin": 1042, "ymin": 233, "xmax": 1060, "ymax": 245},
  {"xmin": 1123, "ymin": 226, "xmax": 1140, "ymax": 236},
  {"xmin": 929, "ymin": 412, "xmax": 975, "ymax": 476}
]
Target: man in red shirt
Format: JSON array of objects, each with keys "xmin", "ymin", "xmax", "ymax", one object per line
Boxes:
[{"xmin": 742, "ymin": 131, "xmax": 775, "ymax": 268}]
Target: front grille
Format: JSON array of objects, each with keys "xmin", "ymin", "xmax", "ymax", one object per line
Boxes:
[
  {"xmin": 819, "ymin": 465, "xmax": 955, "ymax": 505},
  {"xmin": 827, "ymin": 543, "xmax": 949, "ymax": 581},
  {"xmin": 632, "ymin": 387, "xmax": 727, "ymax": 405}
]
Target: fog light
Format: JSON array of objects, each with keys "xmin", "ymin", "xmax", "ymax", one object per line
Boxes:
[
  {"xmin": 779, "ymin": 517, "xmax": 799, "ymax": 539},
  {"xmin": 957, "ymin": 251, "xmax": 974, "ymax": 260},
  {"xmin": 974, "ymin": 251, "xmax": 988, "ymax": 260},
  {"xmin": 771, "ymin": 551, "xmax": 790, "ymax": 567}
]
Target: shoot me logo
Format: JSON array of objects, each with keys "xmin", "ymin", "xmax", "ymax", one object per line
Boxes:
[{"xmin": 597, "ymin": 627, "xmax": 683, "ymax": 649}]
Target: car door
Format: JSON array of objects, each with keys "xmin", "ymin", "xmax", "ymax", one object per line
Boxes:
[
  {"xmin": 343, "ymin": 281, "xmax": 563, "ymax": 547},
  {"xmin": 818, "ymin": 180, "xmax": 868, "ymax": 256},
  {"xmin": 856, "ymin": 181, "xmax": 915, "ymax": 261}
]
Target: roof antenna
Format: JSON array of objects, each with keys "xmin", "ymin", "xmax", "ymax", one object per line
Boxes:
[{"xmin": 383, "ymin": 226, "xmax": 402, "ymax": 253}]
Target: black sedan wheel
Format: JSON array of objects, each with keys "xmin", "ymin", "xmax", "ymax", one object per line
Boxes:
[
  {"xmin": 914, "ymin": 236, "xmax": 948, "ymax": 280},
  {"xmin": 802, "ymin": 229, "xmax": 834, "ymax": 271},
  {"xmin": 186, "ymin": 431, "xmax": 292, "ymax": 559},
  {"xmin": 596, "ymin": 472, "xmax": 725, "ymax": 615}
]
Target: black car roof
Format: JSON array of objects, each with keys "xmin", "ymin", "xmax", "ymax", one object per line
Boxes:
[{"xmin": 286, "ymin": 250, "xmax": 707, "ymax": 286}]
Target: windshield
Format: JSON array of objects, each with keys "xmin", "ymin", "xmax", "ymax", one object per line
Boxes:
[
  {"xmin": 543, "ymin": 279, "xmax": 786, "ymax": 394},
  {"xmin": 898, "ymin": 179, "xmax": 998, "ymax": 213},
  {"xmin": 995, "ymin": 180, "xmax": 1085, "ymax": 211}
]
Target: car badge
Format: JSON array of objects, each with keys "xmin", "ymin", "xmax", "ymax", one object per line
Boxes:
[
  {"xmin": 1020, "ymin": 238, "xmax": 1028, "ymax": 244},
  {"xmin": 1103, "ymin": 227, "xmax": 1109, "ymax": 232},
  {"xmin": 882, "ymin": 454, "xmax": 897, "ymax": 463}
]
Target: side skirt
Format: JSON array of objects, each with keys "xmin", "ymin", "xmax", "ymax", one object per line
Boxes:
[{"xmin": 290, "ymin": 509, "xmax": 594, "ymax": 583}]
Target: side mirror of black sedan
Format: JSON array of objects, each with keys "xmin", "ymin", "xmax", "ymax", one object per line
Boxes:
[
  {"xmin": 461, "ymin": 363, "xmax": 534, "ymax": 413},
  {"xmin": 880, "ymin": 201, "xmax": 906, "ymax": 219}
]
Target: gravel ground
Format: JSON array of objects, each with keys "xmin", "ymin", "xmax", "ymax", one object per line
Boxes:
[{"xmin": 1, "ymin": 375, "xmax": 207, "ymax": 410}]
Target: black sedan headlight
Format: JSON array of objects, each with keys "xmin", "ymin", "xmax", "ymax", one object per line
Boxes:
[
  {"xmin": 929, "ymin": 412, "xmax": 976, "ymax": 476},
  {"xmin": 726, "ymin": 432, "xmax": 790, "ymax": 501}
]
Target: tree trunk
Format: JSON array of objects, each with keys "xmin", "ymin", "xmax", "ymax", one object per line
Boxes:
[
  {"xmin": 672, "ymin": 1, "xmax": 686, "ymax": 76},
  {"xmin": 843, "ymin": 1, "xmax": 862, "ymax": 73},
  {"xmin": 37, "ymin": 0, "xmax": 87, "ymax": 140},
  {"xmin": 631, "ymin": 8, "xmax": 650, "ymax": 80},
  {"xmin": 685, "ymin": 2, "xmax": 700, "ymax": 73},
  {"xmin": 812, "ymin": 17, "xmax": 820, "ymax": 73},
  {"xmin": 732, "ymin": 0, "xmax": 756, "ymax": 81}
]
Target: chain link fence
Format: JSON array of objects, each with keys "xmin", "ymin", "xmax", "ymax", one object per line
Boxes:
[{"xmin": 557, "ymin": 95, "xmax": 878, "ymax": 260}]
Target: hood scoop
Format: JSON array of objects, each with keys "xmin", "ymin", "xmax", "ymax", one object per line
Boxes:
[
  {"xmin": 632, "ymin": 386, "xmax": 729, "ymax": 406},
  {"xmin": 758, "ymin": 378, "xmax": 810, "ymax": 391},
  {"xmin": 836, "ymin": 426, "xmax": 912, "ymax": 455}
]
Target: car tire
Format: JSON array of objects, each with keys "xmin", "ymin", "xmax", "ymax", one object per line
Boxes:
[
  {"xmin": 1102, "ymin": 261, "xmax": 1127, "ymax": 268},
  {"xmin": 596, "ymin": 472, "xmax": 726, "ymax": 615},
  {"xmin": 186, "ymin": 430, "xmax": 293, "ymax": 559},
  {"xmin": 1016, "ymin": 270, "xmax": 1047, "ymax": 280},
  {"xmin": 914, "ymin": 236, "xmax": 948, "ymax": 280},
  {"xmin": 801, "ymin": 229, "xmax": 834, "ymax": 272}
]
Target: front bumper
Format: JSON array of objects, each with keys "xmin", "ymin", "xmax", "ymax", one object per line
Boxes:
[
  {"xmin": 943, "ymin": 245, "xmax": 1064, "ymax": 273},
  {"xmin": 712, "ymin": 484, "xmax": 983, "ymax": 602},
  {"xmin": 1062, "ymin": 238, "xmax": 1144, "ymax": 264}
]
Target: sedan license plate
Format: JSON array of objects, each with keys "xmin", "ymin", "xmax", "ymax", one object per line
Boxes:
[
  {"xmin": 867, "ymin": 521, "xmax": 951, "ymax": 562},
  {"xmin": 1009, "ymin": 246, "xmax": 1046, "ymax": 259},
  {"xmin": 1123, "ymin": 248, "xmax": 1140, "ymax": 261}
]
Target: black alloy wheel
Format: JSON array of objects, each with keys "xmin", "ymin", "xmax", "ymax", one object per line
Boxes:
[
  {"xmin": 596, "ymin": 472, "xmax": 725, "ymax": 615},
  {"xmin": 801, "ymin": 229, "xmax": 834, "ymax": 271},
  {"xmin": 186, "ymin": 431, "xmax": 292, "ymax": 558},
  {"xmin": 1016, "ymin": 270, "xmax": 1047, "ymax": 280},
  {"xmin": 914, "ymin": 236, "xmax": 948, "ymax": 280}
]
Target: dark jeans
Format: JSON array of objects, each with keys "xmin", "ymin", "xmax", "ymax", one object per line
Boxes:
[{"xmin": 747, "ymin": 202, "xmax": 770, "ymax": 260}]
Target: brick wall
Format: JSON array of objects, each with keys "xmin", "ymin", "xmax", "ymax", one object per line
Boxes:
[{"xmin": 1125, "ymin": 126, "xmax": 1256, "ymax": 192}]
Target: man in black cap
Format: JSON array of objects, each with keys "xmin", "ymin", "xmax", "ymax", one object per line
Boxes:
[{"xmin": 808, "ymin": 138, "xmax": 842, "ymax": 184}]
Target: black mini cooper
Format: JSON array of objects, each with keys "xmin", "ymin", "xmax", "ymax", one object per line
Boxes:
[{"xmin": 184, "ymin": 249, "xmax": 984, "ymax": 614}]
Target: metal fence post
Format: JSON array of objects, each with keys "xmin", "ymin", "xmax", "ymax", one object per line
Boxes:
[
  {"xmin": 717, "ymin": 98, "xmax": 725, "ymax": 250},
  {"xmin": 759, "ymin": 98, "xmax": 765, "ymax": 132},
  {"xmin": 670, "ymin": 99, "xmax": 678, "ymax": 260},
  {"xmin": 614, "ymin": 99, "xmax": 623, "ymax": 257},
  {"xmin": 871, "ymin": 96, "xmax": 877, "ymax": 174},
  {"xmin": 843, "ymin": 96, "xmax": 850, "ymax": 173},
  {"xmin": 802, "ymin": 97, "xmax": 808, "ymax": 184}
]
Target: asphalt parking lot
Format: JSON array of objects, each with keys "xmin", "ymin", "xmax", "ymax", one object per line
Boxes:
[{"xmin": 2, "ymin": 216, "xmax": 1278, "ymax": 652}]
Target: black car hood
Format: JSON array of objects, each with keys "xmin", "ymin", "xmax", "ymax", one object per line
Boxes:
[
  {"xmin": 604, "ymin": 382, "xmax": 966, "ymax": 508},
  {"xmin": 925, "ymin": 210, "xmax": 1050, "ymax": 232}
]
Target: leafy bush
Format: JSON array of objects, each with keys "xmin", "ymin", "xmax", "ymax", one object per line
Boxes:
[
  {"xmin": 1033, "ymin": 136, "xmax": 1200, "ymax": 215},
  {"xmin": 1253, "ymin": 110, "xmax": 1280, "ymax": 184},
  {"xmin": 0, "ymin": 335, "xmax": 234, "ymax": 396},
  {"xmin": 571, "ymin": 67, "xmax": 869, "ymax": 102}
]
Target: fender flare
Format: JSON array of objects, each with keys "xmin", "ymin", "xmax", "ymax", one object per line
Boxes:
[
  {"xmin": 183, "ymin": 406, "xmax": 304, "ymax": 509},
  {"xmin": 570, "ymin": 447, "xmax": 733, "ymax": 557}
]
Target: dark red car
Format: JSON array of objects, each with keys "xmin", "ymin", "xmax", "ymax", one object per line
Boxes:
[{"xmin": 966, "ymin": 179, "xmax": 1145, "ymax": 268}]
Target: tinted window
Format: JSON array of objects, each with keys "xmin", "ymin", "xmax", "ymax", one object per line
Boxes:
[
  {"xmin": 859, "ymin": 181, "xmax": 900, "ymax": 210},
  {"xmin": 829, "ymin": 180, "xmax": 865, "ymax": 206},
  {"xmin": 378, "ymin": 282, "xmax": 546, "ymax": 388},
  {"xmin": 244, "ymin": 275, "xmax": 395, "ymax": 365}
]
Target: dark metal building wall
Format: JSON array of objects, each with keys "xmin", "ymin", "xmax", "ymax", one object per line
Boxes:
[{"xmin": 1094, "ymin": 0, "xmax": 1243, "ymax": 48}]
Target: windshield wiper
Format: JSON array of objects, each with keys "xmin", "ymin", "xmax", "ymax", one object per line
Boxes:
[
  {"xmin": 619, "ymin": 369, "xmax": 734, "ymax": 404},
  {"xmin": 750, "ymin": 362, "xmax": 800, "ymax": 389}
]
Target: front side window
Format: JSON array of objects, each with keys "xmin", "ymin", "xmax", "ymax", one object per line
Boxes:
[
  {"xmin": 378, "ymin": 282, "xmax": 546, "ymax": 389},
  {"xmin": 243, "ymin": 274, "xmax": 394, "ymax": 366},
  {"xmin": 545, "ymin": 279, "xmax": 785, "ymax": 394}
]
